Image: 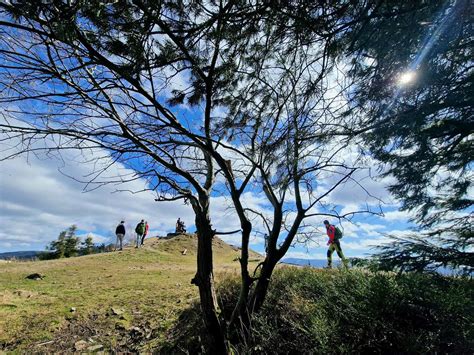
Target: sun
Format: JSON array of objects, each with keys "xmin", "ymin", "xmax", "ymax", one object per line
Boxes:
[{"xmin": 398, "ymin": 71, "xmax": 416, "ymax": 85}]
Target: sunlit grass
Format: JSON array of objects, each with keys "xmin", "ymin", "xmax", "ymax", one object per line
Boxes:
[{"xmin": 0, "ymin": 235, "xmax": 260, "ymax": 351}]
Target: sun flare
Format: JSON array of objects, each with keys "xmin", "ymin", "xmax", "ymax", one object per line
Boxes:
[{"xmin": 398, "ymin": 71, "xmax": 416, "ymax": 85}]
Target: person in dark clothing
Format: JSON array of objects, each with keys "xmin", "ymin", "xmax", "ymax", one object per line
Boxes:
[
  {"xmin": 115, "ymin": 221, "xmax": 126, "ymax": 251},
  {"xmin": 176, "ymin": 218, "xmax": 186, "ymax": 233},
  {"xmin": 141, "ymin": 221, "xmax": 149, "ymax": 245},
  {"xmin": 324, "ymin": 220, "xmax": 348, "ymax": 268}
]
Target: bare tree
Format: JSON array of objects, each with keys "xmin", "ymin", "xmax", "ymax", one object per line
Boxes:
[{"xmin": 0, "ymin": 1, "xmax": 385, "ymax": 351}]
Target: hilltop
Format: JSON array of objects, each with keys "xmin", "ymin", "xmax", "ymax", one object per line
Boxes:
[
  {"xmin": 0, "ymin": 234, "xmax": 262, "ymax": 352},
  {"xmin": 2, "ymin": 235, "xmax": 472, "ymax": 353}
]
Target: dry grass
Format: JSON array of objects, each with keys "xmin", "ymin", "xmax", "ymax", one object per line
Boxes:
[{"xmin": 0, "ymin": 234, "xmax": 262, "ymax": 352}]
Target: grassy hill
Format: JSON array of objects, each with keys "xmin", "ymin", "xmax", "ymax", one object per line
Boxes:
[
  {"xmin": 1, "ymin": 235, "xmax": 472, "ymax": 353},
  {"xmin": 0, "ymin": 234, "xmax": 261, "ymax": 352}
]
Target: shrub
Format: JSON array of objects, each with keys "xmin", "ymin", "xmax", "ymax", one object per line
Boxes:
[{"xmin": 160, "ymin": 267, "xmax": 474, "ymax": 354}]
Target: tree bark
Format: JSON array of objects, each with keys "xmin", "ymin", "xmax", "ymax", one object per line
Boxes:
[
  {"xmin": 192, "ymin": 198, "xmax": 228, "ymax": 354},
  {"xmin": 228, "ymin": 220, "xmax": 252, "ymax": 336},
  {"xmin": 248, "ymin": 254, "xmax": 279, "ymax": 314}
]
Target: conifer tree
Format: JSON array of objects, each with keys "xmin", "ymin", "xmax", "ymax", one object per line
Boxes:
[
  {"xmin": 0, "ymin": 0, "xmax": 442, "ymax": 350},
  {"xmin": 48, "ymin": 230, "xmax": 67, "ymax": 259},
  {"xmin": 82, "ymin": 234, "xmax": 95, "ymax": 255},
  {"xmin": 345, "ymin": 0, "xmax": 473, "ymax": 272}
]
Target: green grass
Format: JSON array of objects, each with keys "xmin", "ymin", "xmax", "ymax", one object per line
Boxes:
[
  {"xmin": 237, "ymin": 267, "xmax": 473, "ymax": 353},
  {"xmin": 4, "ymin": 237, "xmax": 471, "ymax": 353},
  {"xmin": 0, "ymin": 235, "xmax": 259, "ymax": 352},
  {"xmin": 165, "ymin": 266, "xmax": 474, "ymax": 354}
]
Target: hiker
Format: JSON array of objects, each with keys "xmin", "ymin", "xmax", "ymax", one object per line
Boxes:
[
  {"xmin": 115, "ymin": 221, "xmax": 126, "ymax": 251},
  {"xmin": 176, "ymin": 218, "xmax": 186, "ymax": 233},
  {"xmin": 141, "ymin": 221, "xmax": 149, "ymax": 245},
  {"xmin": 135, "ymin": 219, "xmax": 146, "ymax": 248},
  {"xmin": 324, "ymin": 220, "xmax": 348, "ymax": 268}
]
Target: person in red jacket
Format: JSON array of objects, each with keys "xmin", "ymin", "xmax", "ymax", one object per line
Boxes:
[
  {"xmin": 141, "ymin": 221, "xmax": 149, "ymax": 245},
  {"xmin": 324, "ymin": 220, "xmax": 348, "ymax": 269}
]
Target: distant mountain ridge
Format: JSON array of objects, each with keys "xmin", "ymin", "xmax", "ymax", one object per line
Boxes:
[
  {"xmin": 0, "ymin": 250, "xmax": 44, "ymax": 260},
  {"xmin": 281, "ymin": 258, "xmax": 342, "ymax": 268}
]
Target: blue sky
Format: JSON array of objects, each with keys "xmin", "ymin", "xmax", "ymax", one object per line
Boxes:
[
  {"xmin": 0, "ymin": 9, "xmax": 420, "ymax": 259},
  {"xmin": 0, "ymin": 142, "xmax": 416, "ymax": 258}
]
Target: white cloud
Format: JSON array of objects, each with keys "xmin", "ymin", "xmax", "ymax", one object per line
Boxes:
[
  {"xmin": 0, "ymin": 127, "xmax": 413, "ymax": 259},
  {"xmin": 342, "ymin": 236, "xmax": 392, "ymax": 251},
  {"xmin": 354, "ymin": 222, "xmax": 387, "ymax": 236},
  {"xmin": 76, "ymin": 232, "xmax": 109, "ymax": 244},
  {"xmin": 382, "ymin": 209, "xmax": 414, "ymax": 222},
  {"xmin": 0, "ymin": 149, "xmax": 194, "ymax": 252}
]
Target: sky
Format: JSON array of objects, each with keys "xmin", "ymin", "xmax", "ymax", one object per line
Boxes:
[
  {"xmin": 0, "ymin": 144, "xmax": 416, "ymax": 259},
  {"xmin": 0, "ymin": 5, "xmax": 422, "ymax": 260}
]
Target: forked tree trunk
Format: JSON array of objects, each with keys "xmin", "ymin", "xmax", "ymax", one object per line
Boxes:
[
  {"xmin": 193, "ymin": 201, "xmax": 228, "ymax": 354},
  {"xmin": 248, "ymin": 214, "xmax": 304, "ymax": 314},
  {"xmin": 227, "ymin": 254, "xmax": 279, "ymax": 342},
  {"xmin": 228, "ymin": 221, "xmax": 252, "ymax": 337},
  {"xmin": 248, "ymin": 254, "xmax": 279, "ymax": 314}
]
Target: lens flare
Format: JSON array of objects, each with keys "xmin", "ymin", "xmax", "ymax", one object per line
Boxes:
[{"xmin": 398, "ymin": 71, "xmax": 416, "ymax": 85}]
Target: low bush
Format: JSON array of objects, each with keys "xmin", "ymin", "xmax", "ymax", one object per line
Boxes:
[{"xmin": 161, "ymin": 267, "xmax": 473, "ymax": 354}]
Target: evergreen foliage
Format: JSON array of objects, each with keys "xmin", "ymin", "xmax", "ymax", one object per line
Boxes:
[
  {"xmin": 345, "ymin": 0, "xmax": 473, "ymax": 271},
  {"xmin": 1, "ymin": 0, "xmax": 472, "ymax": 349},
  {"xmin": 43, "ymin": 225, "xmax": 80, "ymax": 259},
  {"xmin": 82, "ymin": 234, "xmax": 95, "ymax": 255}
]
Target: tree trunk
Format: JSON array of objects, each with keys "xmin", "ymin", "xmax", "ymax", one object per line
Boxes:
[
  {"xmin": 228, "ymin": 221, "xmax": 252, "ymax": 336},
  {"xmin": 192, "ymin": 201, "xmax": 228, "ymax": 354},
  {"xmin": 248, "ymin": 255, "xmax": 278, "ymax": 314}
]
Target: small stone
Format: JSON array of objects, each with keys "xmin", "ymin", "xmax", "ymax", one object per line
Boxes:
[
  {"xmin": 25, "ymin": 273, "xmax": 44, "ymax": 280},
  {"xmin": 115, "ymin": 323, "xmax": 126, "ymax": 330},
  {"xmin": 110, "ymin": 307, "xmax": 124, "ymax": 316},
  {"xmin": 87, "ymin": 344, "xmax": 104, "ymax": 352},
  {"xmin": 74, "ymin": 340, "xmax": 88, "ymax": 351},
  {"xmin": 70, "ymin": 307, "xmax": 76, "ymax": 312}
]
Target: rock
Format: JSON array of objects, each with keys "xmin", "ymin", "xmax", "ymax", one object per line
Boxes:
[
  {"xmin": 87, "ymin": 344, "xmax": 104, "ymax": 352},
  {"xmin": 110, "ymin": 307, "xmax": 124, "ymax": 316},
  {"xmin": 129, "ymin": 326, "xmax": 144, "ymax": 340},
  {"xmin": 74, "ymin": 340, "xmax": 89, "ymax": 351},
  {"xmin": 70, "ymin": 307, "xmax": 76, "ymax": 312},
  {"xmin": 115, "ymin": 323, "xmax": 126, "ymax": 331},
  {"xmin": 25, "ymin": 273, "xmax": 44, "ymax": 280}
]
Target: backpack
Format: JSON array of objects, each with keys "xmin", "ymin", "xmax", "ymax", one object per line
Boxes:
[
  {"xmin": 334, "ymin": 226, "xmax": 343, "ymax": 240},
  {"xmin": 135, "ymin": 223, "xmax": 145, "ymax": 234}
]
